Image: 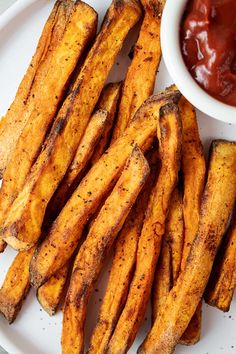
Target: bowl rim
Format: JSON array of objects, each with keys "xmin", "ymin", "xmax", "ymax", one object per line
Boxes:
[{"xmin": 161, "ymin": 0, "xmax": 236, "ymax": 125}]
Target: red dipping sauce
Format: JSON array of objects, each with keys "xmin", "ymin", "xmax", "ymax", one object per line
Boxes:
[{"xmin": 180, "ymin": 0, "xmax": 236, "ymax": 106}]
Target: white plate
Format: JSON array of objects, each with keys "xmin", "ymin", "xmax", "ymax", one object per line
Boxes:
[{"xmin": 0, "ymin": 1, "xmax": 236, "ymax": 354}]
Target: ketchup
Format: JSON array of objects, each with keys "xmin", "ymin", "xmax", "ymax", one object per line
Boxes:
[{"xmin": 180, "ymin": 0, "xmax": 236, "ymax": 106}]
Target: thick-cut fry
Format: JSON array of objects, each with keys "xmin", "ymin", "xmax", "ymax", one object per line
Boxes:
[
  {"xmin": 167, "ymin": 188, "xmax": 184, "ymax": 284},
  {"xmin": 0, "ymin": 0, "xmax": 74, "ymax": 253},
  {"xmin": 0, "ymin": 2, "xmax": 98, "ymax": 234},
  {"xmin": 112, "ymin": 0, "xmax": 165, "ymax": 141},
  {"xmin": 88, "ymin": 148, "xmax": 158, "ymax": 354},
  {"xmin": 30, "ymin": 90, "xmax": 180, "ymax": 289},
  {"xmin": 0, "ymin": 0, "xmax": 74, "ymax": 177},
  {"xmin": 152, "ymin": 188, "xmax": 184, "ymax": 322},
  {"xmin": 107, "ymin": 103, "xmax": 182, "ymax": 354},
  {"xmin": 0, "ymin": 240, "xmax": 6, "ymax": 253},
  {"xmin": 0, "ymin": 246, "xmax": 36, "ymax": 323},
  {"xmin": 46, "ymin": 109, "xmax": 108, "ymax": 221},
  {"xmin": 152, "ymin": 239, "xmax": 171, "ymax": 321},
  {"xmin": 139, "ymin": 140, "xmax": 236, "ymax": 354},
  {"xmin": 180, "ymin": 303, "xmax": 202, "ymax": 346},
  {"xmin": 62, "ymin": 146, "xmax": 150, "ymax": 354},
  {"xmin": 205, "ymin": 212, "xmax": 236, "ymax": 312},
  {"xmin": 0, "ymin": 0, "xmax": 141, "ymax": 251},
  {"xmin": 46, "ymin": 83, "xmax": 121, "ymax": 224},
  {"xmin": 37, "ymin": 264, "xmax": 69, "ymax": 316},
  {"xmin": 91, "ymin": 82, "xmax": 122, "ymax": 164},
  {"xmin": 179, "ymin": 97, "xmax": 206, "ymax": 345}
]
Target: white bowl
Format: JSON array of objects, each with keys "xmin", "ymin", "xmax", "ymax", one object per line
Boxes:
[{"xmin": 161, "ymin": 0, "xmax": 236, "ymax": 124}]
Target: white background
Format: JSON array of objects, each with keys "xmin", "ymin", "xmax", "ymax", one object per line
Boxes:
[{"xmin": 0, "ymin": 0, "xmax": 16, "ymax": 14}]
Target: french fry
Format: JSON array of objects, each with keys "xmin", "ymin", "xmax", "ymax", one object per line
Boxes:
[
  {"xmin": 112, "ymin": 0, "xmax": 165, "ymax": 140},
  {"xmin": 179, "ymin": 97, "xmax": 206, "ymax": 345},
  {"xmin": 62, "ymin": 146, "xmax": 150, "ymax": 354},
  {"xmin": 179, "ymin": 97, "xmax": 206, "ymax": 286},
  {"xmin": 139, "ymin": 140, "xmax": 236, "ymax": 354},
  {"xmin": 152, "ymin": 188, "xmax": 184, "ymax": 322},
  {"xmin": 205, "ymin": 212, "xmax": 236, "ymax": 312},
  {"xmin": 0, "ymin": 0, "xmax": 142, "ymax": 251},
  {"xmin": 29, "ymin": 90, "xmax": 180, "ymax": 289},
  {"xmin": 47, "ymin": 82, "xmax": 121, "ymax": 220},
  {"xmin": 46, "ymin": 109, "xmax": 108, "ymax": 221},
  {"xmin": 0, "ymin": 0, "xmax": 74, "ymax": 177},
  {"xmin": 37, "ymin": 264, "xmax": 70, "ymax": 316},
  {"xmin": 0, "ymin": 246, "xmax": 36, "ymax": 323},
  {"xmin": 0, "ymin": 240, "xmax": 6, "ymax": 253},
  {"xmin": 91, "ymin": 82, "xmax": 122, "ymax": 164},
  {"xmin": 152, "ymin": 238, "xmax": 172, "ymax": 321},
  {"xmin": 0, "ymin": 1, "xmax": 98, "ymax": 234},
  {"xmin": 107, "ymin": 103, "xmax": 182, "ymax": 354},
  {"xmin": 168, "ymin": 188, "xmax": 184, "ymax": 285},
  {"xmin": 45, "ymin": 83, "xmax": 121, "ymax": 226},
  {"xmin": 0, "ymin": 0, "xmax": 74, "ymax": 253},
  {"xmin": 88, "ymin": 148, "xmax": 158, "ymax": 354}
]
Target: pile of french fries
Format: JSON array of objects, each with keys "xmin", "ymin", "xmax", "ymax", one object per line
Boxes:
[{"xmin": 0, "ymin": 1, "xmax": 235, "ymax": 353}]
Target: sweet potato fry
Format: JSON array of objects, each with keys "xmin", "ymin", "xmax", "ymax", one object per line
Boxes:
[
  {"xmin": 205, "ymin": 211, "xmax": 236, "ymax": 312},
  {"xmin": 0, "ymin": 240, "xmax": 6, "ymax": 253},
  {"xmin": 46, "ymin": 83, "xmax": 121, "ymax": 224},
  {"xmin": 179, "ymin": 97, "xmax": 206, "ymax": 345},
  {"xmin": 29, "ymin": 90, "xmax": 180, "ymax": 289},
  {"xmin": 112, "ymin": 0, "xmax": 165, "ymax": 140},
  {"xmin": 0, "ymin": 0, "xmax": 74, "ymax": 253},
  {"xmin": 152, "ymin": 238, "xmax": 172, "ymax": 321},
  {"xmin": 46, "ymin": 109, "xmax": 108, "ymax": 221},
  {"xmin": 0, "ymin": 2, "xmax": 98, "ymax": 233},
  {"xmin": 88, "ymin": 148, "xmax": 158, "ymax": 354},
  {"xmin": 0, "ymin": 246, "xmax": 36, "ymax": 323},
  {"xmin": 37, "ymin": 264, "xmax": 70, "ymax": 316},
  {"xmin": 167, "ymin": 188, "xmax": 184, "ymax": 284},
  {"xmin": 0, "ymin": 0, "xmax": 74, "ymax": 177},
  {"xmin": 0, "ymin": 0, "xmax": 142, "ymax": 251},
  {"xmin": 180, "ymin": 97, "xmax": 206, "ymax": 273},
  {"xmin": 152, "ymin": 188, "xmax": 184, "ymax": 322},
  {"xmin": 107, "ymin": 103, "xmax": 182, "ymax": 354},
  {"xmin": 62, "ymin": 146, "xmax": 149, "ymax": 354},
  {"xmin": 139, "ymin": 140, "xmax": 236, "ymax": 354},
  {"xmin": 91, "ymin": 82, "xmax": 122, "ymax": 164}
]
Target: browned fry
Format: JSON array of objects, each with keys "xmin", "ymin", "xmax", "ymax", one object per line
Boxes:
[
  {"xmin": 91, "ymin": 82, "xmax": 122, "ymax": 164},
  {"xmin": 112, "ymin": 0, "xmax": 165, "ymax": 140},
  {"xmin": 179, "ymin": 97, "xmax": 206, "ymax": 345},
  {"xmin": 152, "ymin": 187, "xmax": 184, "ymax": 322},
  {"xmin": 29, "ymin": 90, "xmax": 180, "ymax": 290},
  {"xmin": 47, "ymin": 82, "xmax": 121, "ymax": 221},
  {"xmin": 107, "ymin": 103, "xmax": 182, "ymax": 354},
  {"xmin": 0, "ymin": 246, "xmax": 36, "ymax": 323},
  {"xmin": 62, "ymin": 146, "xmax": 150, "ymax": 354},
  {"xmin": 0, "ymin": 0, "xmax": 141, "ymax": 251},
  {"xmin": 46, "ymin": 109, "xmax": 108, "ymax": 221},
  {"xmin": 152, "ymin": 239, "xmax": 171, "ymax": 322},
  {"xmin": 0, "ymin": 0, "xmax": 74, "ymax": 177},
  {"xmin": 0, "ymin": 240, "xmax": 6, "ymax": 253},
  {"xmin": 139, "ymin": 140, "xmax": 236, "ymax": 354},
  {"xmin": 37, "ymin": 264, "xmax": 70, "ymax": 316},
  {"xmin": 180, "ymin": 97, "xmax": 206, "ymax": 274},
  {"xmin": 0, "ymin": 0, "xmax": 74, "ymax": 253},
  {"xmin": 88, "ymin": 148, "xmax": 158, "ymax": 354},
  {"xmin": 45, "ymin": 83, "xmax": 121, "ymax": 227},
  {"xmin": 0, "ymin": 1, "xmax": 98, "ymax": 241},
  {"xmin": 205, "ymin": 211, "xmax": 236, "ymax": 312},
  {"xmin": 168, "ymin": 188, "xmax": 184, "ymax": 284}
]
